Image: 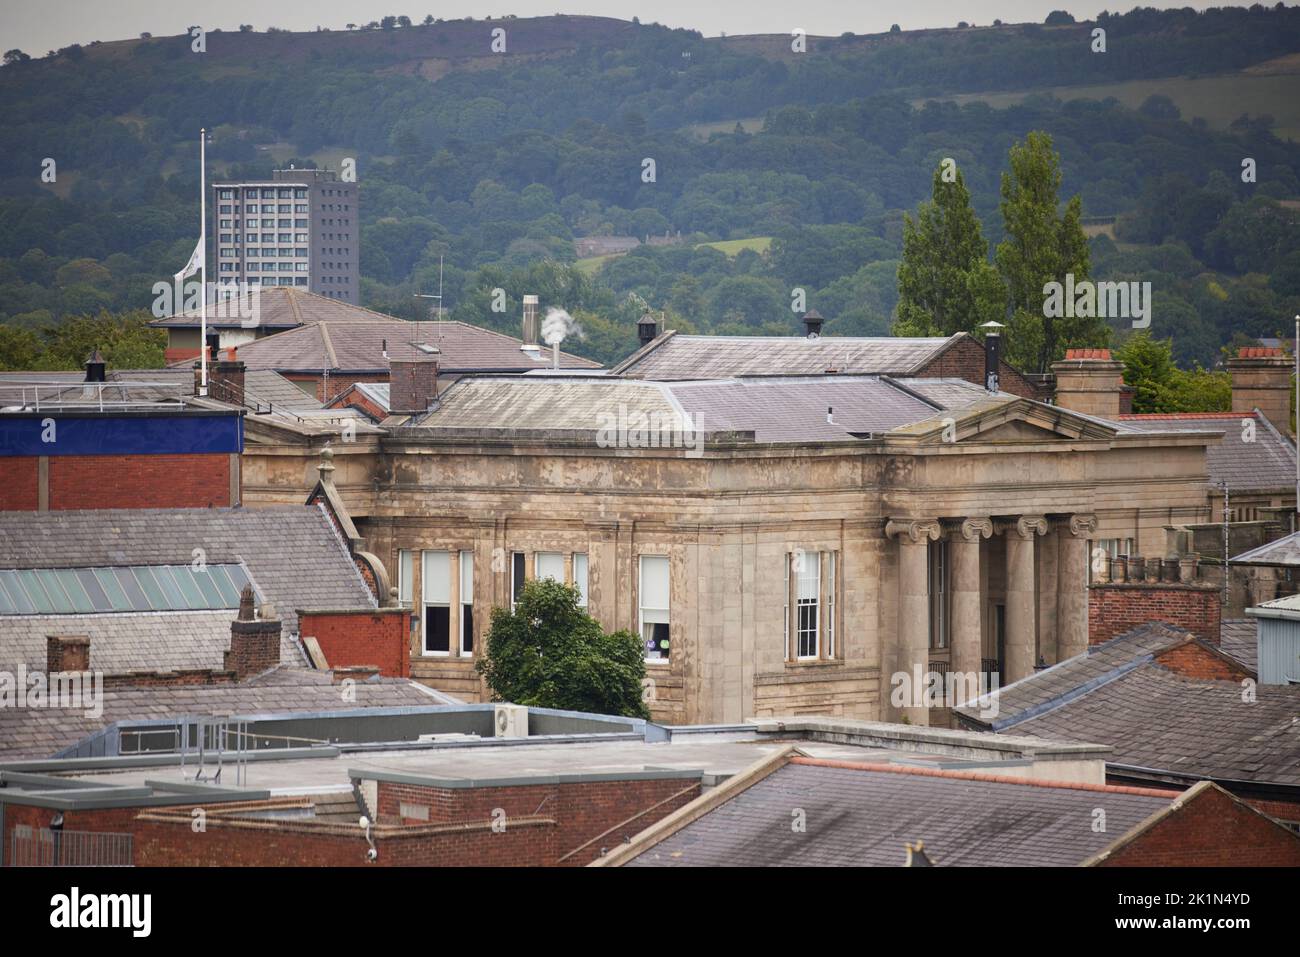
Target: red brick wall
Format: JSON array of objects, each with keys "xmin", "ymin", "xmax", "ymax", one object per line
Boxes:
[
  {"xmin": 1088, "ymin": 583, "xmax": 1222, "ymax": 645},
  {"xmin": 375, "ymin": 775, "xmax": 701, "ymax": 866},
  {"xmin": 1, "ymin": 803, "xmax": 142, "ymax": 863},
  {"xmin": 134, "ymin": 815, "xmax": 557, "ymax": 867},
  {"xmin": 1153, "ymin": 642, "xmax": 1250, "ymax": 681},
  {"xmin": 298, "ymin": 609, "xmax": 411, "ymax": 678},
  {"xmin": 287, "ymin": 374, "xmax": 388, "ymax": 404},
  {"xmin": 0, "ymin": 458, "xmax": 39, "ymax": 510},
  {"xmin": 1099, "ymin": 786, "xmax": 1300, "ymax": 866},
  {"xmin": 915, "ymin": 336, "xmax": 1044, "ymax": 400},
  {"xmin": 48, "ymin": 453, "xmax": 231, "ymax": 509},
  {"xmin": 1246, "ymin": 796, "xmax": 1300, "ymax": 826}
]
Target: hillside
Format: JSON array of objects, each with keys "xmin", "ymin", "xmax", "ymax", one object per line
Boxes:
[{"xmin": 1, "ymin": 7, "xmax": 1299, "ymax": 370}]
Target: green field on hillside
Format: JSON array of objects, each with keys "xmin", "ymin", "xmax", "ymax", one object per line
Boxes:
[
  {"xmin": 928, "ymin": 72, "xmax": 1300, "ymax": 142},
  {"xmin": 696, "ymin": 237, "xmax": 772, "ymax": 256}
]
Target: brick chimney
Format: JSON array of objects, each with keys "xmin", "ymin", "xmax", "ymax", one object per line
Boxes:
[
  {"xmin": 209, "ymin": 351, "xmax": 246, "ymax": 407},
  {"xmin": 47, "ymin": 635, "xmax": 90, "ymax": 673},
  {"xmin": 1227, "ymin": 346, "xmax": 1291, "ymax": 435},
  {"xmin": 1051, "ymin": 348, "xmax": 1125, "ymax": 418},
  {"xmin": 389, "ymin": 359, "xmax": 439, "ymax": 414},
  {"xmin": 1088, "ymin": 580, "xmax": 1222, "ymax": 646},
  {"xmin": 225, "ymin": 585, "xmax": 281, "ymax": 680}
]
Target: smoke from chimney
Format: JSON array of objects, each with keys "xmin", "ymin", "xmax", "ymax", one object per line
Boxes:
[{"xmin": 542, "ymin": 307, "xmax": 583, "ymax": 370}]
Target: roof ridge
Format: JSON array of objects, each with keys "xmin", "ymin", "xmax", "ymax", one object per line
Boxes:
[
  {"xmin": 317, "ymin": 323, "xmax": 339, "ymax": 369},
  {"xmin": 788, "ymin": 756, "xmax": 1178, "ymax": 798}
]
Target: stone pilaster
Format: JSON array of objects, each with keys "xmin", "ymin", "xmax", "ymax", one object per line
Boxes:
[
  {"xmin": 950, "ymin": 518, "xmax": 990, "ymax": 704},
  {"xmin": 1000, "ymin": 515, "xmax": 1047, "ymax": 683},
  {"xmin": 885, "ymin": 519, "xmax": 940, "ymax": 725},
  {"xmin": 1057, "ymin": 513, "xmax": 1096, "ymax": 660}
]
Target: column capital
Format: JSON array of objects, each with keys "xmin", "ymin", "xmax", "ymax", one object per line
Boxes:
[
  {"xmin": 1065, "ymin": 513, "xmax": 1099, "ymax": 537},
  {"xmin": 885, "ymin": 518, "xmax": 941, "ymax": 544},
  {"xmin": 998, "ymin": 515, "xmax": 1049, "ymax": 540},
  {"xmin": 957, "ymin": 517, "xmax": 993, "ymax": 542}
]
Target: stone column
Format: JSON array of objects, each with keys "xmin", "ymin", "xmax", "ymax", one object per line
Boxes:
[
  {"xmin": 1001, "ymin": 515, "xmax": 1047, "ymax": 683},
  {"xmin": 950, "ymin": 518, "xmax": 990, "ymax": 704},
  {"xmin": 1057, "ymin": 513, "xmax": 1095, "ymax": 660},
  {"xmin": 1036, "ymin": 524, "xmax": 1060, "ymax": 664},
  {"xmin": 885, "ymin": 518, "xmax": 940, "ymax": 725}
]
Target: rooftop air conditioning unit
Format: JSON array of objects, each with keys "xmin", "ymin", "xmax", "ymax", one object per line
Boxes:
[{"xmin": 494, "ymin": 703, "xmax": 529, "ymax": 739}]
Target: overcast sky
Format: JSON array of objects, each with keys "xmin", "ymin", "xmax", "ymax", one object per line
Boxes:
[{"xmin": 2, "ymin": 2, "xmax": 1231, "ymax": 56}]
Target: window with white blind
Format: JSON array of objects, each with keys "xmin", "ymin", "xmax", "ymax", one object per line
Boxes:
[
  {"xmin": 535, "ymin": 552, "xmax": 564, "ymax": 583},
  {"xmin": 421, "ymin": 551, "xmax": 450, "ymax": 656},
  {"xmin": 397, "ymin": 549, "xmax": 412, "ymax": 605},
  {"xmin": 785, "ymin": 550, "xmax": 839, "ymax": 662},
  {"xmin": 639, "ymin": 555, "xmax": 670, "ymax": 661}
]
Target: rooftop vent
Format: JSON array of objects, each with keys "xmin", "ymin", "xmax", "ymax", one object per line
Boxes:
[
  {"xmin": 83, "ymin": 348, "xmax": 106, "ymax": 384},
  {"xmin": 637, "ymin": 312, "xmax": 659, "ymax": 347},
  {"xmin": 802, "ymin": 310, "xmax": 824, "ymax": 338}
]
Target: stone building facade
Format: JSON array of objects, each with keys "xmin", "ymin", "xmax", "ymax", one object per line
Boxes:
[{"xmin": 241, "ymin": 374, "xmax": 1215, "ymax": 727}]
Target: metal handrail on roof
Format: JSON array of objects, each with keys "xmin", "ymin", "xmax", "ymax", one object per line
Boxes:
[{"xmin": 1, "ymin": 380, "xmax": 187, "ymax": 412}]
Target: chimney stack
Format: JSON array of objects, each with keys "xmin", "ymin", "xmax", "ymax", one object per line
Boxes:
[
  {"xmin": 47, "ymin": 635, "xmax": 90, "ymax": 674},
  {"xmin": 522, "ymin": 295, "xmax": 539, "ymax": 347},
  {"xmin": 1051, "ymin": 348, "xmax": 1124, "ymax": 418},
  {"xmin": 388, "ymin": 359, "xmax": 440, "ymax": 414},
  {"xmin": 802, "ymin": 310, "xmax": 824, "ymax": 339},
  {"xmin": 980, "ymin": 321, "xmax": 1004, "ymax": 393},
  {"xmin": 637, "ymin": 312, "xmax": 658, "ymax": 347},
  {"xmin": 225, "ymin": 584, "xmax": 281, "ymax": 680},
  {"xmin": 209, "ymin": 352, "xmax": 246, "ymax": 407},
  {"xmin": 1227, "ymin": 346, "xmax": 1291, "ymax": 435}
]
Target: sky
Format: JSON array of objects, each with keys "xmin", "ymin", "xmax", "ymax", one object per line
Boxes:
[{"xmin": 0, "ymin": 1, "xmax": 1240, "ymax": 56}]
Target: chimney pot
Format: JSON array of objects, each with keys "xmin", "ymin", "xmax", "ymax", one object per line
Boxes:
[{"xmin": 522, "ymin": 294, "xmax": 539, "ymax": 347}]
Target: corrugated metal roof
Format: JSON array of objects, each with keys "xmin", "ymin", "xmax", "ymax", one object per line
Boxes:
[{"xmin": 403, "ymin": 375, "xmax": 963, "ymax": 443}]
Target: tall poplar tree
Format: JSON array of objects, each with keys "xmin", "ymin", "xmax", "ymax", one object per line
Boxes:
[
  {"xmin": 893, "ymin": 162, "xmax": 1004, "ymax": 338},
  {"xmin": 995, "ymin": 131, "xmax": 1104, "ymax": 373}
]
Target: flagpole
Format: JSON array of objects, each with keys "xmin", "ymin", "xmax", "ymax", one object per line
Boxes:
[{"xmin": 199, "ymin": 128, "xmax": 208, "ymax": 396}]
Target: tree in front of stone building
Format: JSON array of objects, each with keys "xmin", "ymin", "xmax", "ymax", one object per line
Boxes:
[
  {"xmin": 893, "ymin": 161, "xmax": 1004, "ymax": 338},
  {"xmin": 477, "ymin": 578, "xmax": 650, "ymax": 719},
  {"xmin": 996, "ymin": 130, "xmax": 1103, "ymax": 373},
  {"xmin": 1115, "ymin": 331, "xmax": 1230, "ymax": 413}
]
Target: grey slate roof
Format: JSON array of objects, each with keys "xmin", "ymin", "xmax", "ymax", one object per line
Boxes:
[
  {"xmin": 403, "ymin": 374, "xmax": 967, "ymax": 443},
  {"xmin": 1233, "ymin": 531, "xmax": 1300, "ymax": 567},
  {"xmin": 611, "ymin": 331, "xmax": 955, "ymax": 380},
  {"xmin": 0, "ymin": 505, "xmax": 375, "ymax": 639},
  {"xmin": 954, "ymin": 623, "xmax": 1300, "ymax": 789},
  {"xmin": 0, "ymin": 611, "xmax": 305, "ymax": 677},
  {"xmin": 1117, "ymin": 411, "xmax": 1297, "ymax": 492},
  {"xmin": 242, "ymin": 369, "xmax": 323, "ymax": 411},
  {"xmin": 149, "ymin": 286, "xmax": 399, "ymax": 329},
  {"xmin": 624, "ymin": 761, "xmax": 1173, "ymax": 867},
  {"xmin": 0, "ymin": 669, "xmax": 439, "ymax": 760},
  {"xmin": 1220, "ymin": 619, "xmax": 1258, "ymax": 671},
  {"xmin": 230, "ymin": 320, "xmax": 599, "ymax": 373}
]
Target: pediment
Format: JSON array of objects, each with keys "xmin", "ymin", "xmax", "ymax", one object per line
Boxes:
[{"xmin": 898, "ymin": 397, "xmax": 1117, "ymax": 445}]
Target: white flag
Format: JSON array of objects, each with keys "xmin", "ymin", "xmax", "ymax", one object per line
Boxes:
[{"xmin": 174, "ymin": 238, "xmax": 203, "ymax": 285}]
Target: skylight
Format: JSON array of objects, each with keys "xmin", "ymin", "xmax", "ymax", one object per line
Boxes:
[{"xmin": 0, "ymin": 564, "xmax": 254, "ymax": 616}]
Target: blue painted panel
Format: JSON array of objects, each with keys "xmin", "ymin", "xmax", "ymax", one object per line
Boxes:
[{"xmin": 0, "ymin": 413, "xmax": 243, "ymax": 457}]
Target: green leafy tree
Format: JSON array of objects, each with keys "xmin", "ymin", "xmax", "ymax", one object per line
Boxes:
[
  {"xmin": 0, "ymin": 325, "xmax": 42, "ymax": 370},
  {"xmin": 1115, "ymin": 331, "xmax": 1230, "ymax": 413},
  {"xmin": 476, "ymin": 578, "xmax": 650, "ymax": 719},
  {"xmin": 996, "ymin": 131, "xmax": 1103, "ymax": 372},
  {"xmin": 893, "ymin": 163, "xmax": 1004, "ymax": 337}
]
